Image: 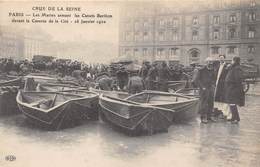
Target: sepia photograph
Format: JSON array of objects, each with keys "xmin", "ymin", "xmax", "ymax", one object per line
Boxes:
[{"xmin": 0, "ymin": 0, "xmax": 259, "ymax": 166}]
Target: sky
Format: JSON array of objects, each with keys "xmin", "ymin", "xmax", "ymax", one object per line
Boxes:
[
  {"xmin": 0, "ymin": 1, "xmax": 120, "ymax": 43},
  {"xmin": 0, "ymin": 1, "xmax": 121, "ymax": 63}
]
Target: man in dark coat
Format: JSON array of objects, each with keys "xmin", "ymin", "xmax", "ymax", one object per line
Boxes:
[
  {"xmin": 224, "ymin": 56, "xmax": 245, "ymax": 124},
  {"xmin": 97, "ymin": 76, "xmax": 113, "ymax": 91},
  {"xmin": 116, "ymin": 67, "xmax": 129, "ymax": 90},
  {"xmin": 194, "ymin": 58, "xmax": 216, "ymax": 123},
  {"xmin": 128, "ymin": 71, "xmax": 145, "ymax": 94},
  {"xmin": 157, "ymin": 62, "xmax": 171, "ymax": 92},
  {"xmin": 139, "ymin": 61, "xmax": 150, "ymax": 80},
  {"xmin": 146, "ymin": 62, "xmax": 158, "ymax": 90}
]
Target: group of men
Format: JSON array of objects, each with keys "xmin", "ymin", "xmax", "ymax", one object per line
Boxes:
[
  {"xmin": 96, "ymin": 61, "xmax": 174, "ymax": 94},
  {"xmin": 193, "ymin": 55, "xmax": 245, "ymax": 124}
]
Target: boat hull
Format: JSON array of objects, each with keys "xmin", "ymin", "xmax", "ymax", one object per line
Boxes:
[
  {"xmin": 99, "ymin": 95, "xmax": 173, "ymax": 135},
  {"xmin": 126, "ymin": 91, "xmax": 200, "ymax": 122},
  {"xmin": 0, "ymin": 87, "xmax": 20, "ymax": 115},
  {"xmin": 0, "ymin": 76, "xmax": 22, "ymax": 87},
  {"xmin": 17, "ymin": 91, "xmax": 99, "ymax": 130}
]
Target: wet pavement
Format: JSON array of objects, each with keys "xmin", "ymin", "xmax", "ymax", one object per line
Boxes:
[{"xmin": 0, "ymin": 85, "xmax": 260, "ymax": 167}]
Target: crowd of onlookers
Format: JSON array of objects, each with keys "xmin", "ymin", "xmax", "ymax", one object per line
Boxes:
[
  {"xmin": 0, "ymin": 56, "xmax": 256, "ymax": 125},
  {"xmin": 0, "ymin": 58, "xmax": 109, "ymax": 79}
]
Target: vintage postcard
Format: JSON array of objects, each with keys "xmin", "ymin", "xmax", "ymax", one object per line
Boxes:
[{"xmin": 0, "ymin": 0, "xmax": 259, "ymax": 167}]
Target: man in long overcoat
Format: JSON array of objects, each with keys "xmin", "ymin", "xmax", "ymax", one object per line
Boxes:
[
  {"xmin": 146, "ymin": 62, "xmax": 158, "ymax": 90},
  {"xmin": 224, "ymin": 56, "xmax": 245, "ymax": 124},
  {"xmin": 157, "ymin": 62, "xmax": 171, "ymax": 92},
  {"xmin": 194, "ymin": 58, "xmax": 216, "ymax": 123}
]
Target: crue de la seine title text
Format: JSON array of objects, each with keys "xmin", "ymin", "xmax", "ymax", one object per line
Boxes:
[{"xmin": 8, "ymin": 6, "xmax": 113, "ymax": 24}]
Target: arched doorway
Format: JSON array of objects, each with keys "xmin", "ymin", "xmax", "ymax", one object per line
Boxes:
[{"xmin": 188, "ymin": 48, "xmax": 200, "ymax": 64}]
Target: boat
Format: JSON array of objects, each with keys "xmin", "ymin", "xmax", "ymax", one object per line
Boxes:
[
  {"xmin": 23, "ymin": 75, "xmax": 80, "ymax": 86},
  {"xmin": 0, "ymin": 86, "xmax": 20, "ymax": 114},
  {"xmin": 0, "ymin": 75, "xmax": 22, "ymax": 87},
  {"xmin": 99, "ymin": 91, "xmax": 199, "ymax": 135},
  {"xmin": 125, "ymin": 91, "xmax": 199, "ymax": 122},
  {"xmin": 167, "ymin": 80, "xmax": 187, "ymax": 91},
  {"xmin": 0, "ymin": 75, "xmax": 22, "ymax": 114},
  {"xmin": 99, "ymin": 94, "xmax": 173, "ymax": 135},
  {"xmin": 175, "ymin": 88, "xmax": 200, "ymax": 98},
  {"xmin": 23, "ymin": 77, "xmax": 86, "ymax": 92},
  {"xmin": 89, "ymin": 87, "xmax": 129, "ymax": 99},
  {"xmin": 16, "ymin": 90, "xmax": 99, "ymax": 130}
]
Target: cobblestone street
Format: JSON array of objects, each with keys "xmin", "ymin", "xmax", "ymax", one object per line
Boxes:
[{"xmin": 0, "ymin": 84, "xmax": 259, "ymax": 167}]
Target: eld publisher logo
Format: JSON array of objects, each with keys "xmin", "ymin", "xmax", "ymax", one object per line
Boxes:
[{"xmin": 5, "ymin": 155, "xmax": 16, "ymax": 162}]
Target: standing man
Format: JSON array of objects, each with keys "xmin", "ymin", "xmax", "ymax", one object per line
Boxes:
[
  {"xmin": 116, "ymin": 66, "xmax": 129, "ymax": 91},
  {"xmin": 128, "ymin": 71, "xmax": 145, "ymax": 94},
  {"xmin": 157, "ymin": 61, "xmax": 171, "ymax": 92},
  {"xmin": 146, "ymin": 62, "xmax": 158, "ymax": 90},
  {"xmin": 224, "ymin": 56, "xmax": 245, "ymax": 124},
  {"xmin": 214, "ymin": 55, "xmax": 231, "ymax": 120},
  {"xmin": 194, "ymin": 57, "xmax": 216, "ymax": 123}
]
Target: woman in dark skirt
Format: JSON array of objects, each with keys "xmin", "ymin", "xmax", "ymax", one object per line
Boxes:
[{"xmin": 224, "ymin": 56, "xmax": 245, "ymax": 124}]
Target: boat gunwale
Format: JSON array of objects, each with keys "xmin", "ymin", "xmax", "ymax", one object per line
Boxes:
[
  {"xmin": 0, "ymin": 75, "xmax": 21, "ymax": 85},
  {"xmin": 125, "ymin": 90, "xmax": 199, "ymax": 106},
  {"xmin": 99, "ymin": 94, "xmax": 177, "ymax": 117},
  {"xmin": 16, "ymin": 90, "xmax": 98, "ymax": 113},
  {"xmin": 89, "ymin": 87, "xmax": 129, "ymax": 96},
  {"xmin": 36, "ymin": 83, "xmax": 87, "ymax": 91}
]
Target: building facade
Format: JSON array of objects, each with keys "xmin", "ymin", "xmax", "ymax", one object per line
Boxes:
[
  {"xmin": 119, "ymin": 0, "xmax": 260, "ymax": 65},
  {"xmin": 0, "ymin": 26, "xmax": 54, "ymax": 60},
  {"xmin": 0, "ymin": 26, "xmax": 24, "ymax": 60}
]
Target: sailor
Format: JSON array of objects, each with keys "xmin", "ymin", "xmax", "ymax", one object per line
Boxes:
[
  {"xmin": 193, "ymin": 57, "xmax": 216, "ymax": 123},
  {"xmin": 116, "ymin": 66, "xmax": 129, "ymax": 90},
  {"xmin": 224, "ymin": 56, "xmax": 245, "ymax": 124},
  {"xmin": 127, "ymin": 71, "xmax": 145, "ymax": 94},
  {"xmin": 139, "ymin": 61, "xmax": 150, "ymax": 81},
  {"xmin": 97, "ymin": 76, "xmax": 113, "ymax": 91},
  {"xmin": 146, "ymin": 62, "xmax": 158, "ymax": 90},
  {"xmin": 157, "ymin": 61, "xmax": 170, "ymax": 92}
]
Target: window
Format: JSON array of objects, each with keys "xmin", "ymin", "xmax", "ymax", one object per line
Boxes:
[
  {"xmin": 134, "ymin": 21, "xmax": 139, "ymax": 29},
  {"xmin": 159, "ymin": 19, "xmax": 165, "ymax": 27},
  {"xmin": 248, "ymin": 46, "xmax": 255, "ymax": 53},
  {"xmin": 230, "ymin": 14, "xmax": 237, "ymax": 22},
  {"xmin": 213, "ymin": 29, "xmax": 220, "ymax": 40},
  {"xmin": 192, "ymin": 30, "xmax": 199, "ymax": 40},
  {"xmin": 169, "ymin": 48, "xmax": 178, "ymax": 56},
  {"xmin": 157, "ymin": 48, "xmax": 164, "ymax": 58},
  {"xmin": 143, "ymin": 20, "xmax": 149, "ymax": 28},
  {"xmin": 134, "ymin": 32, "xmax": 139, "ymax": 41},
  {"xmin": 227, "ymin": 46, "xmax": 236, "ymax": 54},
  {"xmin": 172, "ymin": 30, "xmax": 178, "ymax": 41},
  {"xmin": 143, "ymin": 48, "xmax": 148, "ymax": 56},
  {"xmin": 192, "ymin": 17, "xmax": 199, "ymax": 25},
  {"xmin": 125, "ymin": 32, "xmax": 131, "ymax": 41},
  {"xmin": 190, "ymin": 50, "xmax": 200, "ymax": 61},
  {"xmin": 211, "ymin": 47, "xmax": 220, "ymax": 54},
  {"xmin": 229, "ymin": 28, "xmax": 236, "ymax": 39},
  {"xmin": 124, "ymin": 48, "xmax": 130, "ymax": 56},
  {"xmin": 143, "ymin": 31, "xmax": 149, "ymax": 41},
  {"xmin": 173, "ymin": 18, "xmax": 179, "ymax": 26},
  {"xmin": 125, "ymin": 22, "xmax": 131, "ymax": 29},
  {"xmin": 248, "ymin": 12, "xmax": 256, "ymax": 21},
  {"xmin": 213, "ymin": 16, "xmax": 220, "ymax": 24},
  {"xmin": 250, "ymin": 0, "xmax": 256, "ymax": 7},
  {"xmin": 134, "ymin": 48, "xmax": 139, "ymax": 56},
  {"xmin": 248, "ymin": 27, "xmax": 256, "ymax": 38},
  {"xmin": 158, "ymin": 31, "xmax": 165, "ymax": 41}
]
